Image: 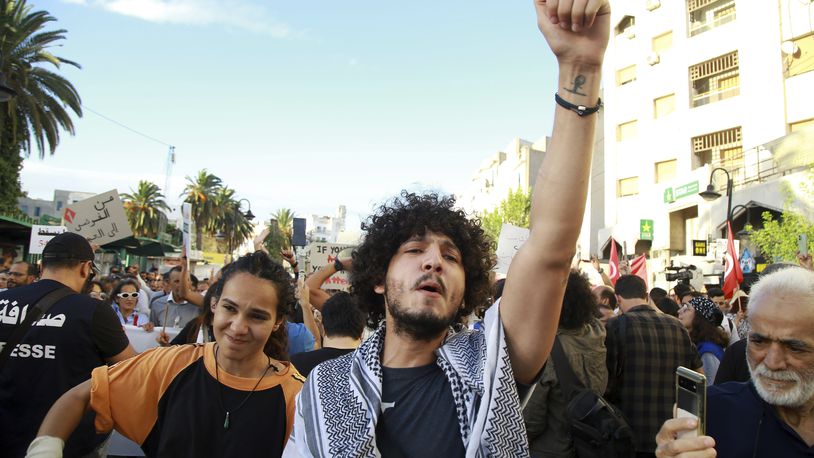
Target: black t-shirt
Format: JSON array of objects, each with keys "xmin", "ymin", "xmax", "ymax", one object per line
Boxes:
[
  {"xmin": 290, "ymin": 347, "xmax": 354, "ymax": 377},
  {"xmin": 375, "ymin": 363, "xmax": 465, "ymax": 457},
  {"xmin": 0, "ymin": 279, "xmax": 130, "ymax": 457}
]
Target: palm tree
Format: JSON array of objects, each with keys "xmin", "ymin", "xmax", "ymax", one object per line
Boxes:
[
  {"xmin": 181, "ymin": 169, "xmax": 222, "ymax": 250},
  {"xmin": 121, "ymin": 181, "xmax": 170, "ymax": 238},
  {"xmin": 271, "ymin": 208, "xmax": 295, "ymax": 247},
  {"xmin": 0, "ymin": 0, "xmax": 82, "ymax": 213},
  {"xmin": 211, "ymin": 187, "xmax": 253, "ymax": 253}
]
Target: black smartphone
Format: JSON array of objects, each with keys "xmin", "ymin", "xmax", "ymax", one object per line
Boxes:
[{"xmin": 675, "ymin": 366, "xmax": 707, "ymax": 438}]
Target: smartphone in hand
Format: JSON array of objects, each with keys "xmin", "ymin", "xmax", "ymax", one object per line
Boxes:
[{"xmin": 675, "ymin": 366, "xmax": 706, "ymax": 439}]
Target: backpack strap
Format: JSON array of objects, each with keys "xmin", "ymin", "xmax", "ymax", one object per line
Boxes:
[
  {"xmin": 0, "ymin": 286, "xmax": 73, "ymax": 372},
  {"xmin": 550, "ymin": 335, "xmax": 587, "ymax": 401}
]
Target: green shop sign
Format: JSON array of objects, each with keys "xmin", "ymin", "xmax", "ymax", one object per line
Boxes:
[
  {"xmin": 640, "ymin": 219, "xmax": 653, "ymax": 240},
  {"xmin": 664, "ymin": 181, "xmax": 699, "ymax": 203}
]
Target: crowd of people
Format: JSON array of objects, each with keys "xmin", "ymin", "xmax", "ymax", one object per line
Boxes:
[{"xmin": 1, "ymin": 1, "xmax": 814, "ymax": 457}]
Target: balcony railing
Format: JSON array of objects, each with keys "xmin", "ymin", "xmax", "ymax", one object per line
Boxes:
[
  {"xmin": 709, "ymin": 129, "xmax": 814, "ymax": 191},
  {"xmin": 689, "ymin": 7, "xmax": 736, "ymax": 37}
]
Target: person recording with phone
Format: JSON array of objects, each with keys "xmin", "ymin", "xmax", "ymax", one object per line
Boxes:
[{"xmin": 656, "ymin": 266, "xmax": 814, "ymax": 457}]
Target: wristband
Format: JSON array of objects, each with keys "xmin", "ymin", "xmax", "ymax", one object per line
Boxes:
[
  {"xmin": 26, "ymin": 436, "xmax": 64, "ymax": 458},
  {"xmin": 334, "ymin": 258, "xmax": 344, "ymax": 271},
  {"xmin": 555, "ymin": 93, "xmax": 602, "ymax": 117}
]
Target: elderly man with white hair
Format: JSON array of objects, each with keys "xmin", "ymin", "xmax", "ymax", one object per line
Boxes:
[{"xmin": 655, "ymin": 266, "xmax": 814, "ymax": 457}]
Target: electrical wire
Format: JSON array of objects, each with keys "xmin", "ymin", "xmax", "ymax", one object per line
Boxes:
[{"xmin": 82, "ymin": 104, "xmax": 174, "ymax": 148}]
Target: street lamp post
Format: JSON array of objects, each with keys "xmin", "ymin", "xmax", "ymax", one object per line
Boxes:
[{"xmin": 699, "ymin": 167, "xmax": 733, "ymax": 230}]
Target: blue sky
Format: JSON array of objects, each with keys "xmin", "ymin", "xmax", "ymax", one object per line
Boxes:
[{"xmin": 22, "ymin": 0, "xmax": 560, "ymax": 228}]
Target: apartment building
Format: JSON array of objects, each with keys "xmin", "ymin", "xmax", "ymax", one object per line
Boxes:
[{"xmin": 598, "ymin": 0, "xmax": 814, "ymax": 284}]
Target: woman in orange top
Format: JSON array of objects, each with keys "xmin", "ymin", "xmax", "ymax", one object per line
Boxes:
[{"xmin": 27, "ymin": 252, "xmax": 304, "ymax": 457}]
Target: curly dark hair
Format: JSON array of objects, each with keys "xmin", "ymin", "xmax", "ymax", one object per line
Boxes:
[
  {"xmin": 559, "ymin": 270, "xmax": 599, "ymax": 330},
  {"xmin": 689, "ymin": 313, "xmax": 729, "ymax": 348},
  {"xmin": 352, "ymin": 191, "xmax": 496, "ymax": 329},
  {"xmin": 217, "ymin": 252, "xmax": 292, "ymax": 361}
]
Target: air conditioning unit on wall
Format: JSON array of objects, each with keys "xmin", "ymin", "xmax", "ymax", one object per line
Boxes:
[
  {"xmin": 646, "ymin": 0, "xmax": 661, "ymax": 11},
  {"xmin": 647, "ymin": 52, "xmax": 661, "ymax": 65}
]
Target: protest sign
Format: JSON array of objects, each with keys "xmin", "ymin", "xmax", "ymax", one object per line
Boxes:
[
  {"xmin": 28, "ymin": 225, "xmax": 67, "ymax": 255},
  {"xmin": 63, "ymin": 190, "xmax": 132, "ymax": 245},
  {"xmin": 494, "ymin": 224, "xmax": 529, "ymax": 275},
  {"xmin": 309, "ymin": 242, "xmax": 353, "ymax": 290},
  {"xmin": 123, "ymin": 325, "xmax": 179, "ymax": 353},
  {"xmin": 180, "ymin": 203, "xmax": 203, "ymax": 261}
]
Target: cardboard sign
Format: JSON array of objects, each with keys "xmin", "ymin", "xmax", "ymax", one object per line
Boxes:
[
  {"xmin": 309, "ymin": 243, "xmax": 353, "ymax": 290},
  {"xmin": 63, "ymin": 190, "xmax": 132, "ymax": 245},
  {"xmin": 28, "ymin": 225, "xmax": 67, "ymax": 255},
  {"xmin": 494, "ymin": 224, "xmax": 530, "ymax": 275}
]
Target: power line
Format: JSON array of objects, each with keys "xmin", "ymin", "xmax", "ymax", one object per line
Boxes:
[{"xmin": 82, "ymin": 105, "xmax": 174, "ymax": 148}]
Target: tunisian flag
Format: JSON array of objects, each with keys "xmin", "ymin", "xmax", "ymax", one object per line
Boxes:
[
  {"xmin": 609, "ymin": 238, "xmax": 621, "ymax": 285},
  {"xmin": 630, "ymin": 254, "xmax": 649, "ymax": 289},
  {"xmin": 722, "ymin": 221, "xmax": 744, "ymax": 298}
]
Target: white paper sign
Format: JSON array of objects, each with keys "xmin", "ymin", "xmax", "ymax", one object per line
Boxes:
[
  {"xmin": 123, "ymin": 325, "xmax": 180, "ymax": 353},
  {"xmin": 495, "ymin": 224, "xmax": 530, "ymax": 275},
  {"xmin": 181, "ymin": 203, "xmax": 193, "ymax": 256},
  {"xmin": 309, "ymin": 242, "xmax": 353, "ymax": 290},
  {"xmin": 63, "ymin": 190, "xmax": 132, "ymax": 245},
  {"xmin": 28, "ymin": 225, "xmax": 67, "ymax": 255}
]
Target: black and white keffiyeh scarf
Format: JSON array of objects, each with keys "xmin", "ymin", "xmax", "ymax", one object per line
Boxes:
[{"xmin": 290, "ymin": 302, "xmax": 530, "ymax": 457}]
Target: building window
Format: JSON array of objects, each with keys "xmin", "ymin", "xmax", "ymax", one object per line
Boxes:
[
  {"xmin": 616, "ymin": 65, "xmax": 637, "ymax": 86},
  {"xmin": 784, "ymin": 32, "xmax": 814, "ymax": 78},
  {"xmin": 618, "ymin": 177, "xmax": 639, "ymax": 197},
  {"xmin": 21, "ymin": 205, "xmax": 28, "ymax": 214},
  {"xmin": 617, "ymin": 120, "xmax": 638, "ymax": 142},
  {"xmin": 56, "ymin": 201, "xmax": 63, "ymax": 210},
  {"xmin": 691, "ymin": 127, "xmax": 742, "ymax": 170},
  {"xmin": 652, "ymin": 31, "xmax": 673, "ymax": 53},
  {"xmin": 687, "ymin": 0, "xmax": 736, "ymax": 37},
  {"xmin": 615, "ymin": 15, "xmax": 635, "ymax": 37},
  {"xmin": 655, "ymin": 159, "xmax": 678, "ymax": 183},
  {"xmin": 654, "ymin": 93, "xmax": 676, "ymax": 118},
  {"xmin": 690, "ymin": 51, "xmax": 739, "ymax": 107},
  {"xmin": 34, "ymin": 207, "xmax": 41, "ymax": 217},
  {"xmin": 790, "ymin": 117, "xmax": 814, "ymax": 132}
]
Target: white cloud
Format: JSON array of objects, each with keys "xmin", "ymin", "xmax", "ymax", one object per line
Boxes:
[{"xmin": 64, "ymin": 0, "xmax": 293, "ymax": 38}]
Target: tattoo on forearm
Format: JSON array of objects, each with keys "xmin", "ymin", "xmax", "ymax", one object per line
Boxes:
[{"xmin": 563, "ymin": 75, "xmax": 587, "ymax": 96}]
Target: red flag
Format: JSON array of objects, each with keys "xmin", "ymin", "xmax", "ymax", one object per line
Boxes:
[
  {"xmin": 608, "ymin": 238, "xmax": 621, "ymax": 285},
  {"xmin": 722, "ymin": 221, "xmax": 744, "ymax": 299},
  {"xmin": 630, "ymin": 254, "xmax": 648, "ymax": 289}
]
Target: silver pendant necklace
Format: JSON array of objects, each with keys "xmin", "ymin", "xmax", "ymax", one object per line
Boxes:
[{"xmin": 214, "ymin": 345, "xmax": 275, "ymax": 430}]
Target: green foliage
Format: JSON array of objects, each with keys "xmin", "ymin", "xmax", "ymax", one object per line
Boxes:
[
  {"xmin": 1, "ymin": 0, "xmax": 82, "ymax": 211},
  {"xmin": 211, "ymin": 186, "xmax": 254, "ymax": 253},
  {"xmin": 750, "ymin": 210, "xmax": 814, "ymax": 262},
  {"xmin": 121, "ymin": 180, "xmax": 170, "ymax": 238},
  {"xmin": 270, "ymin": 208, "xmax": 295, "ymax": 247},
  {"xmin": 480, "ymin": 187, "xmax": 532, "ymax": 248},
  {"xmin": 181, "ymin": 170, "xmax": 222, "ymax": 250},
  {"xmin": 262, "ymin": 223, "xmax": 288, "ymax": 264}
]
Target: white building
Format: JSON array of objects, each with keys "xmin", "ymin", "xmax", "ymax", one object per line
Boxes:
[
  {"xmin": 460, "ymin": 137, "xmax": 548, "ymax": 215},
  {"xmin": 18, "ymin": 189, "xmax": 96, "ymax": 221},
  {"xmin": 309, "ymin": 205, "xmax": 347, "ymax": 244},
  {"xmin": 597, "ymin": 0, "xmax": 814, "ymax": 286}
]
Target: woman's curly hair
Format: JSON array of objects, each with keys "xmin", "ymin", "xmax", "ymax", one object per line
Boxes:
[
  {"xmin": 217, "ymin": 251, "xmax": 292, "ymax": 360},
  {"xmin": 559, "ymin": 270, "xmax": 599, "ymax": 330},
  {"xmin": 352, "ymin": 191, "xmax": 496, "ymax": 329}
]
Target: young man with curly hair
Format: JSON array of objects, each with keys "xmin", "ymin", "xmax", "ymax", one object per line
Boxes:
[{"xmin": 291, "ymin": 2, "xmax": 611, "ymax": 456}]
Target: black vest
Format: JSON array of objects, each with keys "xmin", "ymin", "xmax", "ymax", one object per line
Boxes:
[{"xmin": 0, "ymin": 279, "xmax": 109, "ymax": 457}]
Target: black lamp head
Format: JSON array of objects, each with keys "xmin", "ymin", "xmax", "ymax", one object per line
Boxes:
[{"xmin": 698, "ymin": 184, "xmax": 721, "ymax": 201}]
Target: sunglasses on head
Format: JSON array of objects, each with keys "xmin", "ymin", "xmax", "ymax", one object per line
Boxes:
[{"xmin": 117, "ymin": 292, "xmax": 139, "ymax": 299}]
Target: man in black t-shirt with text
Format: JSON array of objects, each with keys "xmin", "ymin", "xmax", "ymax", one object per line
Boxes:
[{"xmin": 0, "ymin": 233, "xmax": 135, "ymax": 458}]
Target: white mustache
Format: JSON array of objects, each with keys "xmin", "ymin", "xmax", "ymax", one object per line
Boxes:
[{"xmin": 752, "ymin": 363, "xmax": 800, "ymax": 382}]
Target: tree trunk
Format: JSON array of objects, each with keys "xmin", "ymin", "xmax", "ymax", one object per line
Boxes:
[{"xmin": 0, "ymin": 122, "xmax": 25, "ymax": 214}]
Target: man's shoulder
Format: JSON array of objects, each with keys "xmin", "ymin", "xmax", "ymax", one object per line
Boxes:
[
  {"xmin": 307, "ymin": 349, "xmax": 356, "ymax": 382},
  {"xmin": 709, "ymin": 381, "xmax": 756, "ymax": 404}
]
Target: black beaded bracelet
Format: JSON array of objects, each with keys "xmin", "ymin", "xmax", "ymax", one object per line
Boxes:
[{"xmin": 555, "ymin": 93, "xmax": 602, "ymax": 117}]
